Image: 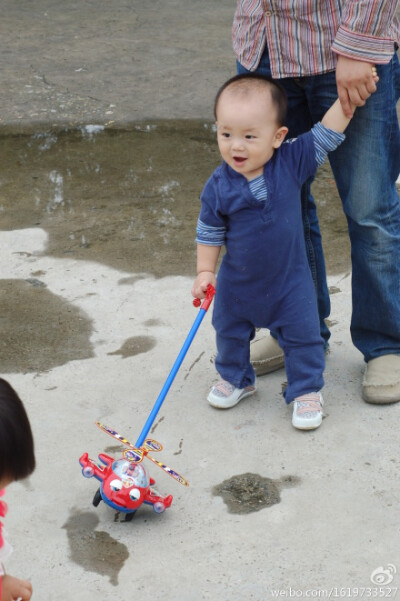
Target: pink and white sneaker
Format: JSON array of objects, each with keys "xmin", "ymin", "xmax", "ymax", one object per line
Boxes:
[
  {"xmin": 207, "ymin": 379, "xmax": 256, "ymax": 409},
  {"xmin": 292, "ymin": 392, "xmax": 324, "ymax": 430}
]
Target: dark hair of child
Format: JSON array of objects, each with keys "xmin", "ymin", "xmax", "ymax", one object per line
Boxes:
[
  {"xmin": 214, "ymin": 73, "xmax": 288, "ymax": 127},
  {"xmin": 0, "ymin": 379, "xmax": 35, "ymax": 482}
]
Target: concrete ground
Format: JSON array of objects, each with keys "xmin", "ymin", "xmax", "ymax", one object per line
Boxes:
[{"xmin": 1, "ymin": 2, "xmax": 400, "ymax": 600}]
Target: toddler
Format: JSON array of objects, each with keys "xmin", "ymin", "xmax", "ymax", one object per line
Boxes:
[{"xmin": 192, "ymin": 73, "xmax": 359, "ymax": 429}]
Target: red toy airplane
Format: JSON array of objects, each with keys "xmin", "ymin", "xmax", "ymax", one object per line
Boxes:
[{"xmin": 79, "ymin": 422, "xmax": 188, "ymax": 519}]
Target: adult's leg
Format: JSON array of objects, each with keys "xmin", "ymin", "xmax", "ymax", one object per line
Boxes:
[
  {"xmin": 328, "ymin": 55, "xmax": 400, "ymax": 361},
  {"xmin": 304, "ymin": 55, "xmax": 400, "ymax": 403}
]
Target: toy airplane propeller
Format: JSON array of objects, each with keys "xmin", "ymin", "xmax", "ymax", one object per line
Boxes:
[{"xmin": 96, "ymin": 421, "xmax": 189, "ymax": 487}]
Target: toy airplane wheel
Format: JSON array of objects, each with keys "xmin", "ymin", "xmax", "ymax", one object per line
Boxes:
[
  {"xmin": 92, "ymin": 488, "xmax": 102, "ymax": 507},
  {"xmin": 124, "ymin": 511, "xmax": 135, "ymax": 522},
  {"xmin": 153, "ymin": 501, "xmax": 166, "ymax": 513}
]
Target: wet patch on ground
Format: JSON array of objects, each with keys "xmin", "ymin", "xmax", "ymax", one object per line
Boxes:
[
  {"xmin": 0, "ymin": 279, "xmax": 93, "ymax": 373},
  {"xmin": 184, "ymin": 351, "xmax": 205, "ymax": 380},
  {"xmin": 173, "ymin": 439, "xmax": 184, "ymax": 456},
  {"xmin": 143, "ymin": 318, "xmax": 163, "ymax": 327},
  {"xmin": 62, "ymin": 509, "xmax": 129, "ymax": 586},
  {"xmin": 101, "ymin": 441, "xmax": 128, "ymax": 454},
  {"xmin": 0, "ymin": 122, "xmax": 350, "ymax": 278},
  {"xmin": 118, "ymin": 275, "xmax": 147, "ymax": 286},
  {"xmin": 213, "ymin": 473, "xmax": 300, "ymax": 514},
  {"xmin": 150, "ymin": 416, "xmax": 165, "ymax": 434},
  {"xmin": 0, "ymin": 123, "xmax": 218, "ymax": 277},
  {"xmin": 107, "ymin": 335, "xmax": 156, "ymax": 359}
]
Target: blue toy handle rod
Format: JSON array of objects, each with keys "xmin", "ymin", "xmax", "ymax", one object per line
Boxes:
[{"xmin": 135, "ymin": 285, "xmax": 216, "ymax": 448}]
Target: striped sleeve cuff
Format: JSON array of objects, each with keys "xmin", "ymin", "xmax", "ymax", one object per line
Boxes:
[
  {"xmin": 195, "ymin": 218, "xmax": 226, "ymax": 246},
  {"xmin": 311, "ymin": 122, "xmax": 345, "ymax": 166},
  {"xmin": 332, "ymin": 26, "xmax": 397, "ymax": 64}
]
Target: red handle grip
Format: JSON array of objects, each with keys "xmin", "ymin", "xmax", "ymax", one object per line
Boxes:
[{"xmin": 193, "ymin": 284, "xmax": 215, "ymax": 311}]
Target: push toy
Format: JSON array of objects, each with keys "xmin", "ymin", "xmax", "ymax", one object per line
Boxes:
[{"xmin": 79, "ymin": 285, "xmax": 215, "ymax": 518}]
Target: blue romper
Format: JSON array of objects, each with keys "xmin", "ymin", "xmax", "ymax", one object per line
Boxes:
[{"xmin": 196, "ymin": 127, "xmax": 344, "ymax": 403}]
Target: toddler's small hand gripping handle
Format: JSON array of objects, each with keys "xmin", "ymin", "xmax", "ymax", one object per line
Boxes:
[{"xmin": 193, "ymin": 284, "xmax": 215, "ymax": 311}]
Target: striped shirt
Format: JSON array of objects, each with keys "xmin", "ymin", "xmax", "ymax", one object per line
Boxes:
[{"xmin": 232, "ymin": 0, "xmax": 400, "ymax": 78}]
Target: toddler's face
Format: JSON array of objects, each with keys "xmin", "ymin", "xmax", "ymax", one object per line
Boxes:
[{"xmin": 216, "ymin": 90, "xmax": 287, "ymax": 181}]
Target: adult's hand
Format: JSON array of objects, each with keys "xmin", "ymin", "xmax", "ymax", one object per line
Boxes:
[{"xmin": 336, "ymin": 54, "xmax": 378, "ymax": 118}]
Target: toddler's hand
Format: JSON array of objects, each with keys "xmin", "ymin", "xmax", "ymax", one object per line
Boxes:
[
  {"xmin": 192, "ymin": 271, "xmax": 216, "ymax": 299},
  {"xmin": 1, "ymin": 574, "xmax": 32, "ymax": 600}
]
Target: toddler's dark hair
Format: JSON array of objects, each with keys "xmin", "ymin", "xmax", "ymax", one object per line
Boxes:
[
  {"xmin": 0, "ymin": 378, "xmax": 35, "ymax": 482},
  {"xmin": 214, "ymin": 73, "xmax": 288, "ymax": 126}
]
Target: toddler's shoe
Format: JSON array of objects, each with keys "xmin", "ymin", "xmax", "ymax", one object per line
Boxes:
[
  {"xmin": 292, "ymin": 392, "xmax": 323, "ymax": 430},
  {"xmin": 207, "ymin": 379, "xmax": 256, "ymax": 409}
]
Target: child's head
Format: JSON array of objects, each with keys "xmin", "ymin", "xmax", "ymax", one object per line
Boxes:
[
  {"xmin": 0, "ymin": 379, "xmax": 35, "ymax": 488},
  {"xmin": 214, "ymin": 74, "xmax": 289, "ymax": 180}
]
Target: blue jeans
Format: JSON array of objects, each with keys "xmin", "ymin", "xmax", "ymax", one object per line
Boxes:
[{"xmin": 237, "ymin": 50, "xmax": 400, "ymax": 361}]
